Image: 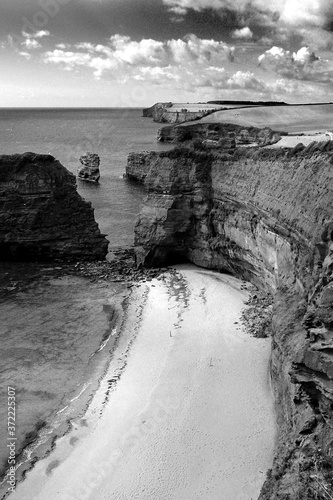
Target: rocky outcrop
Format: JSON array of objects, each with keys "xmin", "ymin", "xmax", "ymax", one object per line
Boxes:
[
  {"xmin": 0, "ymin": 152, "xmax": 108, "ymax": 261},
  {"xmin": 157, "ymin": 121, "xmax": 283, "ymax": 146},
  {"xmin": 126, "ymin": 152, "xmax": 153, "ymax": 183},
  {"xmin": 78, "ymin": 152, "xmax": 100, "ymax": 182},
  {"xmin": 128, "ymin": 144, "xmax": 333, "ymax": 498}
]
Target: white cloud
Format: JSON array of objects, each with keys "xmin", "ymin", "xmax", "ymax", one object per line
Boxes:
[
  {"xmin": 232, "ymin": 27, "xmax": 253, "ymax": 40},
  {"xmin": 23, "ymin": 38, "xmax": 41, "ymax": 49},
  {"xmin": 43, "ymin": 34, "xmax": 235, "ymax": 79},
  {"xmin": 227, "ymin": 70, "xmax": 265, "ymax": 90},
  {"xmin": 43, "ymin": 49, "xmax": 91, "ymax": 70},
  {"xmin": 18, "ymin": 51, "xmax": 32, "ymax": 60},
  {"xmin": 22, "ymin": 30, "xmax": 50, "ymax": 39},
  {"xmin": 111, "ymin": 35, "xmax": 166, "ymax": 65},
  {"xmin": 293, "ymin": 46, "xmax": 319, "ymax": 64},
  {"xmin": 39, "ymin": 31, "xmax": 333, "ymax": 101},
  {"xmin": 134, "ymin": 66, "xmax": 179, "ymax": 83},
  {"xmin": 184, "ymin": 66, "xmax": 267, "ymax": 93},
  {"xmin": 280, "ymin": 0, "xmax": 328, "ymax": 27},
  {"xmin": 258, "ymin": 45, "xmax": 325, "ymax": 80},
  {"xmin": 17, "ymin": 29, "xmax": 50, "ymax": 52}
]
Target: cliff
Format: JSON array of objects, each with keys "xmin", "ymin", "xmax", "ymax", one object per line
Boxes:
[
  {"xmin": 157, "ymin": 121, "xmax": 284, "ymax": 145},
  {"xmin": 142, "ymin": 102, "xmax": 173, "ymax": 120},
  {"xmin": 143, "ymin": 102, "xmax": 221, "ymax": 124},
  {"xmin": 127, "ymin": 143, "xmax": 333, "ymax": 498},
  {"xmin": 0, "ymin": 152, "xmax": 108, "ymax": 261}
]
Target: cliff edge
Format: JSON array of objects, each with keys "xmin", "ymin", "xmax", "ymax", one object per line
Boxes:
[
  {"xmin": 0, "ymin": 152, "xmax": 108, "ymax": 261},
  {"xmin": 143, "ymin": 101, "xmax": 223, "ymax": 124},
  {"xmin": 127, "ymin": 144, "xmax": 333, "ymax": 498}
]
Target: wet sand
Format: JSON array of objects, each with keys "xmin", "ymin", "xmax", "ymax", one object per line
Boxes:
[{"xmin": 12, "ymin": 265, "xmax": 276, "ymax": 500}]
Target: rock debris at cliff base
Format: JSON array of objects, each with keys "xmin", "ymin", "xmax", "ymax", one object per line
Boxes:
[{"xmin": 240, "ymin": 288, "xmax": 273, "ymax": 338}]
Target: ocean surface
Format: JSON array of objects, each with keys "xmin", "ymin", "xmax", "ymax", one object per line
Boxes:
[
  {"xmin": 0, "ymin": 108, "xmax": 172, "ymax": 495},
  {"xmin": 0, "ymin": 107, "xmax": 172, "ymax": 249}
]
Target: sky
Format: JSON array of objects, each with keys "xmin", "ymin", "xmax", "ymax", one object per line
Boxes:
[{"xmin": 1, "ymin": 0, "xmax": 333, "ymax": 107}]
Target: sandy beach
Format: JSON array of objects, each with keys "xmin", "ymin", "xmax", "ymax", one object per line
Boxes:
[
  {"xmin": 12, "ymin": 265, "xmax": 276, "ymax": 500},
  {"xmin": 270, "ymin": 132, "xmax": 329, "ymax": 148}
]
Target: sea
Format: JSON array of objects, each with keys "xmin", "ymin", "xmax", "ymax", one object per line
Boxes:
[{"xmin": 0, "ymin": 108, "xmax": 172, "ymax": 495}]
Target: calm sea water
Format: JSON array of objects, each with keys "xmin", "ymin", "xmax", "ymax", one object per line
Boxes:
[
  {"xmin": 0, "ymin": 107, "xmax": 171, "ymax": 248},
  {"xmin": 0, "ymin": 108, "xmax": 172, "ymax": 495}
]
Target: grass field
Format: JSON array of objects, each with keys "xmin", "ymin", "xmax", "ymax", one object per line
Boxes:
[
  {"xmin": 165, "ymin": 103, "xmax": 257, "ymax": 113},
  {"xmin": 193, "ymin": 103, "xmax": 333, "ymax": 133}
]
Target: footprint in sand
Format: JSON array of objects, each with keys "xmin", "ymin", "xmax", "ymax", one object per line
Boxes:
[
  {"xmin": 45, "ymin": 460, "xmax": 61, "ymax": 476},
  {"xmin": 70, "ymin": 436, "xmax": 79, "ymax": 446}
]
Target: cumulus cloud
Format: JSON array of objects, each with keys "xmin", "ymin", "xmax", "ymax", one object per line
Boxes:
[
  {"xmin": 227, "ymin": 70, "xmax": 265, "ymax": 90},
  {"xmin": 17, "ymin": 29, "xmax": 50, "ymax": 51},
  {"xmin": 39, "ymin": 31, "xmax": 333, "ymax": 101},
  {"xmin": 43, "ymin": 34, "xmax": 235, "ymax": 78},
  {"xmin": 22, "ymin": 38, "xmax": 41, "ymax": 49},
  {"xmin": 1, "ymin": 29, "xmax": 50, "ymax": 53},
  {"xmin": 258, "ymin": 45, "xmax": 325, "ymax": 81},
  {"xmin": 232, "ymin": 27, "xmax": 253, "ymax": 40}
]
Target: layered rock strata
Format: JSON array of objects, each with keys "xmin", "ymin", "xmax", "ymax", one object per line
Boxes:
[
  {"xmin": 0, "ymin": 152, "xmax": 108, "ymax": 261},
  {"xmin": 157, "ymin": 121, "xmax": 283, "ymax": 146},
  {"xmin": 78, "ymin": 152, "xmax": 100, "ymax": 182},
  {"xmin": 127, "ymin": 143, "xmax": 333, "ymax": 498}
]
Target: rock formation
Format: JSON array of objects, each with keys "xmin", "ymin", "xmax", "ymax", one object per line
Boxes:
[
  {"xmin": 0, "ymin": 152, "xmax": 108, "ymax": 261},
  {"xmin": 157, "ymin": 121, "xmax": 283, "ymax": 146},
  {"xmin": 78, "ymin": 152, "xmax": 100, "ymax": 182},
  {"xmin": 142, "ymin": 102, "xmax": 173, "ymax": 120},
  {"xmin": 127, "ymin": 142, "xmax": 333, "ymax": 498}
]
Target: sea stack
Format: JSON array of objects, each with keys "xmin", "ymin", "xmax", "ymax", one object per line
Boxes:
[{"xmin": 78, "ymin": 152, "xmax": 100, "ymax": 182}]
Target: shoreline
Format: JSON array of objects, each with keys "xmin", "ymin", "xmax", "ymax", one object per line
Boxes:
[
  {"xmin": 11, "ymin": 264, "xmax": 276, "ymax": 500},
  {"xmin": 0, "ymin": 250, "xmax": 170, "ymax": 497},
  {"xmin": 0, "ymin": 259, "xmax": 139, "ymax": 499}
]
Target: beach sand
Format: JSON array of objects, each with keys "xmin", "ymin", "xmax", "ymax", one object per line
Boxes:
[
  {"xmin": 12, "ymin": 265, "xmax": 276, "ymax": 500},
  {"xmin": 269, "ymin": 132, "xmax": 329, "ymax": 148}
]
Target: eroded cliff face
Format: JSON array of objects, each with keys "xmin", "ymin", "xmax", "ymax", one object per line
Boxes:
[
  {"xmin": 157, "ymin": 121, "xmax": 283, "ymax": 147},
  {"xmin": 128, "ymin": 145, "xmax": 333, "ymax": 498},
  {"xmin": 0, "ymin": 152, "xmax": 108, "ymax": 261}
]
